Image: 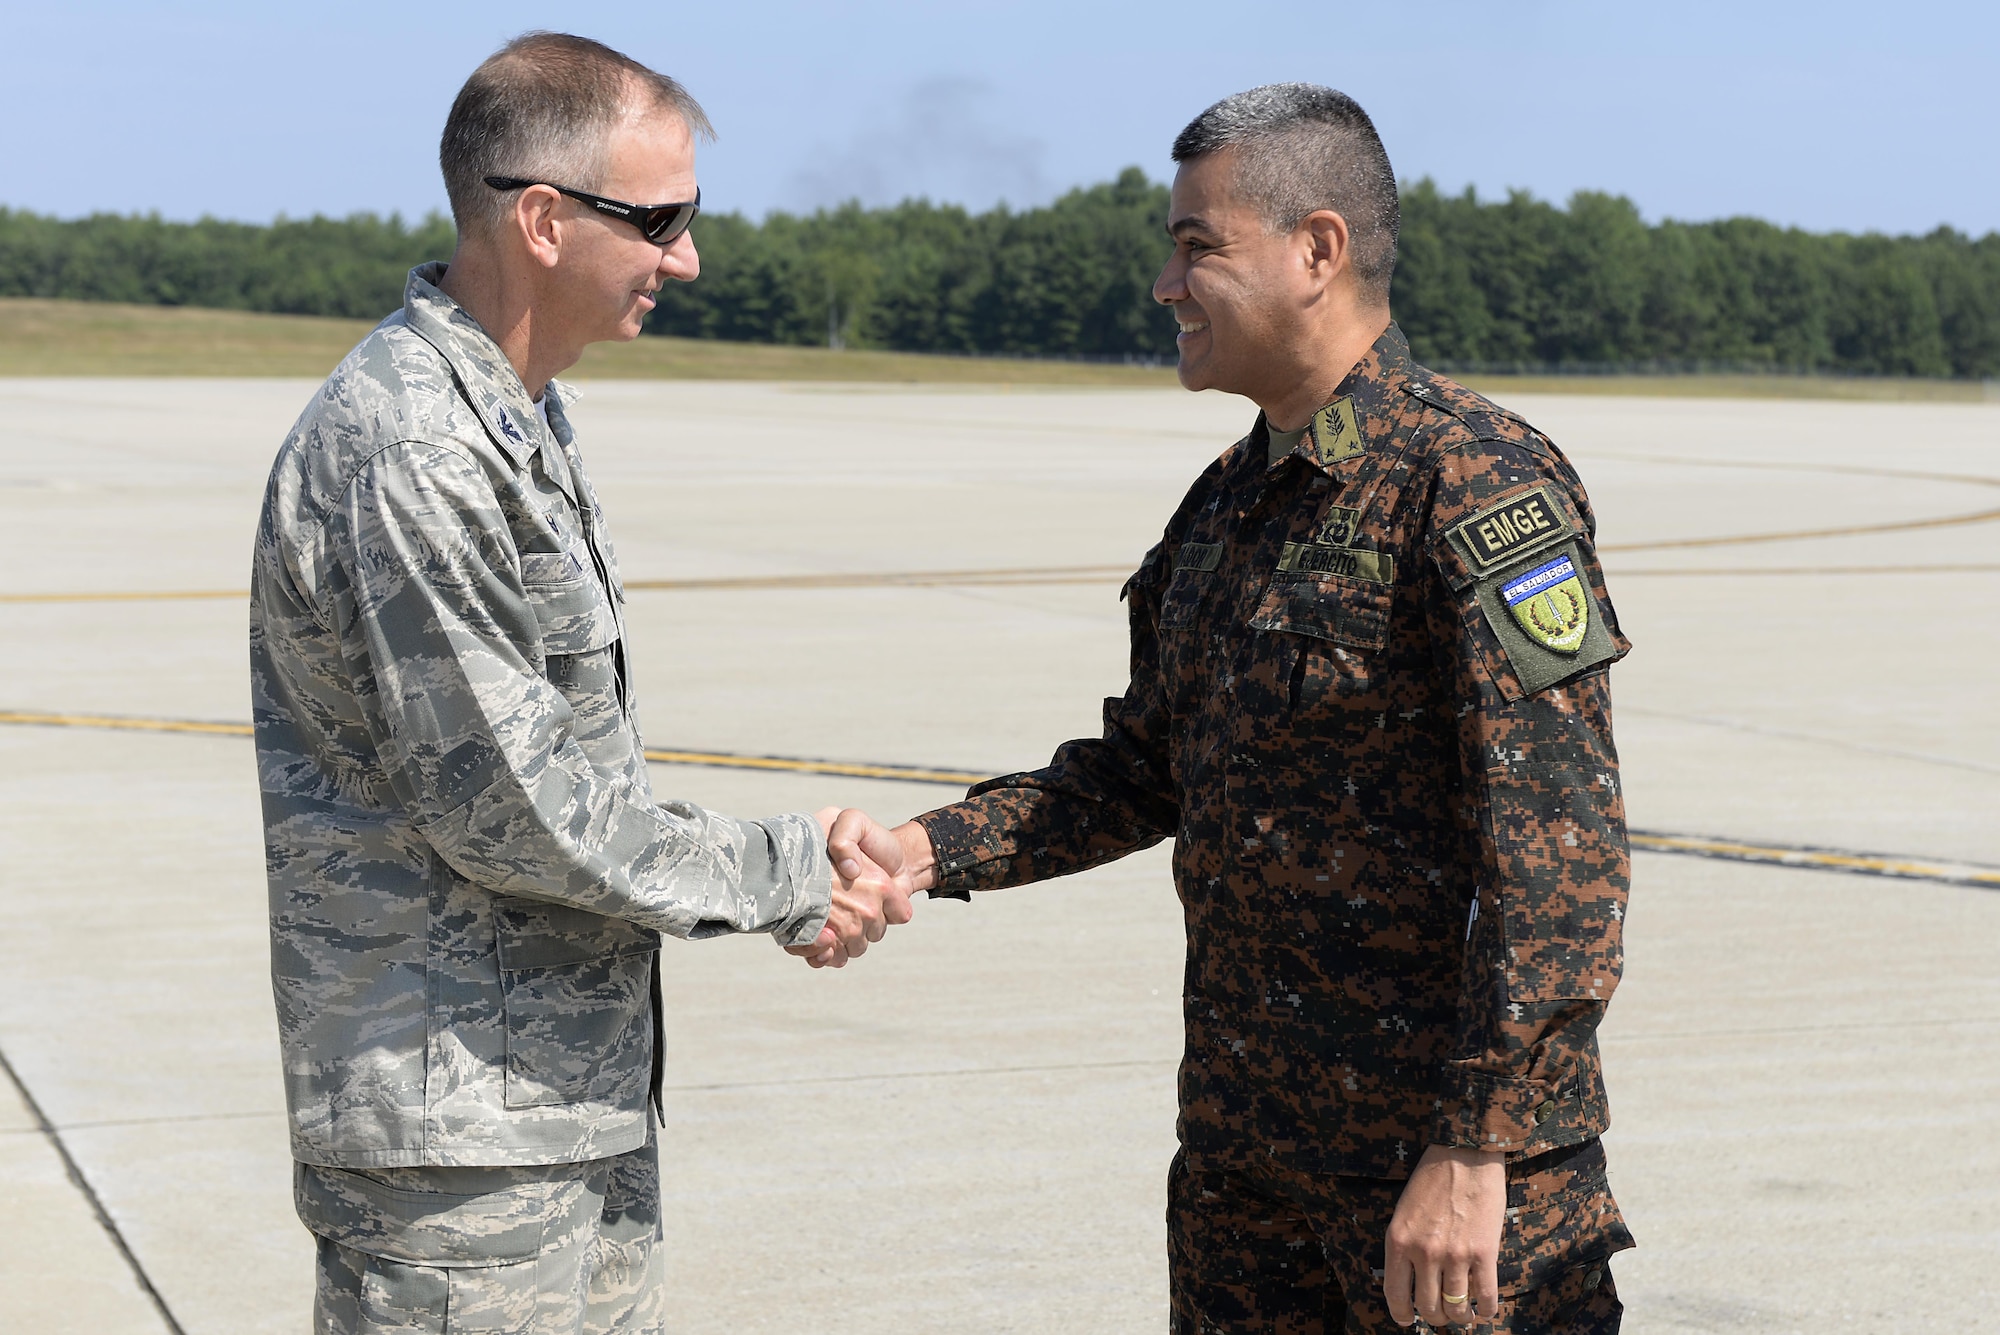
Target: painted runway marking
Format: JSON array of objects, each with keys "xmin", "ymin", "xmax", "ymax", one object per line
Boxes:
[
  {"xmin": 5, "ymin": 709, "xmax": 1994, "ymax": 890},
  {"xmin": 0, "ymin": 709, "xmax": 988, "ymax": 786},
  {"xmin": 1, "ymin": 588, "xmax": 246, "ymax": 604},
  {"xmin": 0, "ymin": 710, "xmax": 254, "ymax": 737},
  {"xmin": 1630, "ymin": 830, "xmax": 2000, "ymax": 890}
]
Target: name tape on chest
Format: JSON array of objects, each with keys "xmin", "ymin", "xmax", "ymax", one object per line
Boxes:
[
  {"xmin": 1453, "ymin": 486, "xmax": 1574, "ymax": 573},
  {"xmin": 1310, "ymin": 397, "xmax": 1365, "ymax": 467},
  {"xmin": 1175, "ymin": 541, "xmax": 1224, "ymax": 572},
  {"xmin": 1276, "ymin": 542, "xmax": 1394, "ymax": 584}
]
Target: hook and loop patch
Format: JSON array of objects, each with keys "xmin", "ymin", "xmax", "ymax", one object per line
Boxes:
[
  {"xmin": 1451, "ymin": 485, "xmax": 1574, "ymax": 574},
  {"xmin": 1310, "ymin": 397, "xmax": 1366, "ymax": 467},
  {"xmin": 1500, "ymin": 553, "xmax": 1590, "ymax": 654}
]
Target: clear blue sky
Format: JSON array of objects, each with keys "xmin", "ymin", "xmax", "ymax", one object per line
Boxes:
[{"xmin": 7, "ymin": 0, "xmax": 1996, "ymax": 236}]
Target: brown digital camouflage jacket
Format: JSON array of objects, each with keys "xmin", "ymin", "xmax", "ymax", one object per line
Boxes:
[{"xmin": 914, "ymin": 324, "xmax": 1632, "ymax": 1179}]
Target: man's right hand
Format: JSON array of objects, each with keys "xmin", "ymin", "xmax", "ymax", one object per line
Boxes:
[{"xmin": 788, "ymin": 814, "xmax": 935, "ymax": 968}]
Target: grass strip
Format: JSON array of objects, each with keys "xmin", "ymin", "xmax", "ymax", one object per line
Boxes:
[
  {"xmin": 0, "ymin": 298, "xmax": 1174, "ymax": 384},
  {"xmin": 3, "ymin": 297, "xmax": 1993, "ymax": 400}
]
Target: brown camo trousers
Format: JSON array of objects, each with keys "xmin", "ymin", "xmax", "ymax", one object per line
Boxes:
[{"xmin": 1169, "ymin": 1138, "xmax": 1631, "ymax": 1335}]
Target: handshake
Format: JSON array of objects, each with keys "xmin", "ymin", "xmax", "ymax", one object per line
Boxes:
[{"xmin": 796, "ymin": 808, "xmax": 935, "ymax": 968}]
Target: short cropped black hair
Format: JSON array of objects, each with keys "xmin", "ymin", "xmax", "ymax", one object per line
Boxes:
[
  {"xmin": 1172, "ymin": 84, "xmax": 1399, "ymax": 301},
  {"xmin": 440, "ymin": 32, "xmax": 713, "ymax": 239}
]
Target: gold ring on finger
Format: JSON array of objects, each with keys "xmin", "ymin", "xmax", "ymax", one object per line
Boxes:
[{"xmin": 1441, "ymin": 1293, "xmax": 1469, "ymax": 1306}]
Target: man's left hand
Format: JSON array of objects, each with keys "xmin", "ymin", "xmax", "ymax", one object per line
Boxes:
[{"xmin": 1383, "ymin": 1144, "xmax": 1506, "ymax": 1328}]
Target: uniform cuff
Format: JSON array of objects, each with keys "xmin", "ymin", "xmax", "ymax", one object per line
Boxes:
[
  {"xmin": 1430, "ymin": 1070, "xmax": 1563, "ymax": 1153},
  {"xmin": 911, "ymin": 808, "xmax": 994, "ymax": 900},
  {"xmin": 764, "ymin": 811, "xmax": 832, "ymax": 947}
]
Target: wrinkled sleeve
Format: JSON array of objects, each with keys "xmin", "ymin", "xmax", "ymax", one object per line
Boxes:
[
  {"xmin": 1422, "ymin": 438, "xmax": 1632, "ymax": 1154},
  {"xmin": 320, "ymin": 442, "xmax": 829, "ymax": 946},
  {"xmin": 913, "ymin": 541, "xmax": 1181, "ymax": 896}
]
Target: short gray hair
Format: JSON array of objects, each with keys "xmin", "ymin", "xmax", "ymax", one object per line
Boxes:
[
  {"xmin": 1172, "ymin": 84, "xmax": 1399, "ymax": 301},
  {"xmin": 440, "ymin": 32, "xmax": 714, "ymax": 240}
]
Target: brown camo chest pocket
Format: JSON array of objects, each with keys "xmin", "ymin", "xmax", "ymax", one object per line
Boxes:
[
  {"xmin": 1158, "ymin": 539, "xmax": 1225, "ymax": 629},
  {"xmin": 1249, "ymin": 571, "xmax": 1393, "ymax": 651}
]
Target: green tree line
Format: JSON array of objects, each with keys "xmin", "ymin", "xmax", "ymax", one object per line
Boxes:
[
  {"xmin": 4, "ymin": 170, "xmax": 1997, "ymax": 377},
  {"xmin": 0, "ymin": 209, "xmax": 457, "ymax": 319},
  {"xmin": 1394, "ymin": 181, "xmax": 2000, "ymax": 377}
]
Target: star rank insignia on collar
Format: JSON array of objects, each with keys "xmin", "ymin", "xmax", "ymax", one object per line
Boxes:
[{"xmin": 1309, "ymin": 396, "xmax": 1365, "ymax": 467}]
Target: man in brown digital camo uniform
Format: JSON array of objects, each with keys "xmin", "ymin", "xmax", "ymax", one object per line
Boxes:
[{"xmin": 796, "ymin": 84, "xmax": 1636, "ymax": 1332}]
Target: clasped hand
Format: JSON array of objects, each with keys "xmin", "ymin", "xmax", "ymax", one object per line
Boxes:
[{"xmin": 787, "ymin": 808, "xmax": 920, "ymax": 968}]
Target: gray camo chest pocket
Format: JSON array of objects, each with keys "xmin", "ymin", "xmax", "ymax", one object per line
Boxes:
[
  {"xmin": 519, "ymin": 552, "xmax": 618, "ymax": 657},
  {"xmin": 493, "ymin": 897, "xmax": 658, "ymax": 1109}
]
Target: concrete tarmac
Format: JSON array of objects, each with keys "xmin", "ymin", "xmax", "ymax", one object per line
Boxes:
[{"xmin": 1, "ymin": 378, "xmax": 1995, "ymax": 1334}]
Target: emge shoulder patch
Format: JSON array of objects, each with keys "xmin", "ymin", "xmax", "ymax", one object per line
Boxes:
[{"xmin": 1451, "ymin": 486, "xmax": 1573, "ymax": 574}]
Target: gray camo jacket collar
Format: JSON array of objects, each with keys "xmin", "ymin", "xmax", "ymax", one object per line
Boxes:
[{"xmin": 402, "ymin": 262, "xmax": 581, "ymax": 503}]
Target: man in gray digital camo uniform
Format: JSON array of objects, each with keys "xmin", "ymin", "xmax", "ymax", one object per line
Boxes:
[{"xmin": 249, "ymin": 34, "xmax": 907, "ymax": 1333}]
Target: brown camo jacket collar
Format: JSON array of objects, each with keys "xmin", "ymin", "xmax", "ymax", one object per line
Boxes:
[{"xmin": 1254, "ymin": 321, "xmax": 1418, "ymax": 478}]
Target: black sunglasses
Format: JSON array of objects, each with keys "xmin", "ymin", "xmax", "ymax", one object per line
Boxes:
[{"xmin": 483, "ymin": 176, "xmax": 701, "ymax": 244}]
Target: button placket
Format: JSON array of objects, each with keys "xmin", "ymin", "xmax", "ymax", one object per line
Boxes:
[{"xmin": 555, "ymin": 445, "xmax": 630, "ymax": 713}]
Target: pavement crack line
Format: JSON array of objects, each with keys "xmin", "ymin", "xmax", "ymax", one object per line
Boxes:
[
  {"xmin": 8, "ymin": 452, "xmax": 2000, "ymax": 607},
  {"xmin": 1592, "ymin": 451, "xmax": 2000, "ymax": 494},
  {"xmin": 8, "ymin": 556, "xmax": 1999, "ymax": 606},
  {"xmin": 1598, "ymin": 503, "xmax": 2000, "ymax": 553},
  {"xmin": 1621, "ymin": 704, "xmax": 2000, "ymax": 776},
  {"xmin": 58, "ymin": 1109, "xmax": 285, "ymax": 1134},
  {"xmin": 0, "ymin": 565, "xmax": 1137, "ymax": 605},
  {"xmin": 4, "ymin": 708, "xmax": 1997, "ymax": 891},
  {"xmin": 0, "ymin": 1045, "xmax": 188, "ymax": 1335},
  {"xmin": 661, "ymin": 1056, "xmax": 1178, "ymax": 1095},
  {"xmin": 1605, "ymin": 1015, "xmax": 1998, "ymax": 1045}
]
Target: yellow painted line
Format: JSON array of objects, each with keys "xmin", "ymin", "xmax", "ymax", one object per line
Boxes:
[
  {"xmin": 0, "ymin": 709, "xmax": 985, "ymax": 787},
  {"xmin": 0, "ymin": 589, "xmax": 247, "ymax": 604},
  {"xmin": 0, "ymin": 709, "xmax": 254, "ymax": 736},
  {"xmin": 13, "ymin": 531, "xmax": 2000, "ymax": 608},
  {"xmin": 10, "ymin": 453, "xmax": 2000, "ymax": 607},
  {"xmin": 1630, "ymin": 831, "xmax": 2000, "ymax": 889},
  {"xmin": 5, "ymin": 710, "xmax": 1994, "ymax": 888}
]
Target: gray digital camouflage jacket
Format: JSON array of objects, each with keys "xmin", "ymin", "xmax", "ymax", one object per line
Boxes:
[{"xmin": 250, "ymin": 264, "xmax": 831, "ymax": 1169}]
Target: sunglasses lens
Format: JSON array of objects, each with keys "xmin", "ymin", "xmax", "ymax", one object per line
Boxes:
[{"xmin": 645, "ymin": 204, "xmax": 697, "ymax": 243}]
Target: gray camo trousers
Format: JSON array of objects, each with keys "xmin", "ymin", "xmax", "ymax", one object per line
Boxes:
[{"xmin": 297, "ymin": 1135, "xmax": 664, "ymax": 1334}]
